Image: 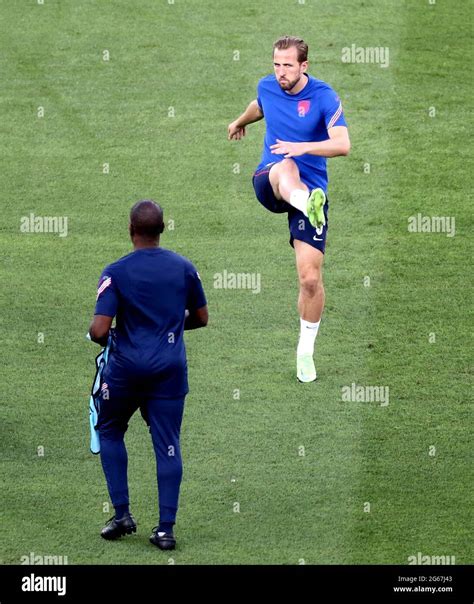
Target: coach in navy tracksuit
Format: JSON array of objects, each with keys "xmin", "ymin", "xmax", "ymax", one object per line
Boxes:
[{"xmin": 88, "ymin": 199, "xmax": 208, "ymax": 550}]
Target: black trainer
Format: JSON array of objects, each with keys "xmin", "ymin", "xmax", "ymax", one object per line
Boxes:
[
  {"xmin": 149, "ymin": 527, "xmax": 176, "ymax": 550},
  {"xmin": 101, "ymin": 513, "xmax": 137, "ymax": 540}
]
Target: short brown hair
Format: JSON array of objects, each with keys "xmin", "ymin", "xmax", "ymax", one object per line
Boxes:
[{"xmin": 273, "ymin": 36, "xmax": 308, "ymax": 63}]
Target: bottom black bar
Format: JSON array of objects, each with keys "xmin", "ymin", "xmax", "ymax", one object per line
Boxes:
[{"xmin": 0, "ymin": 565, "xmax": 471, "ymax": 602}]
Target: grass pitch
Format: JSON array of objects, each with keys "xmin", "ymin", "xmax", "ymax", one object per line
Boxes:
[{"xmin": 1, "ymin": 0, "xmax": 472, "ymax": 565}]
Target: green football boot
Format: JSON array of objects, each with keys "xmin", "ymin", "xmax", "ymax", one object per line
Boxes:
[{"xmin": 307, "ymin": 188, "xmax": 326, "ymax": 229}]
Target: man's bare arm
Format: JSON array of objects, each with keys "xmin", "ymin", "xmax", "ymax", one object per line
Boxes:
[
  {"xmin": 228, "ymin": 100, "xmax": 264, "ymax": 140},
  {"xmin": 89, "ymin": 314, "xmax": 113, "ymax": 346},
  {"xmin": 270, "ymin": 126, "xmax": 351, "ymax": 158},
  {"xmin": 304, "ymin": 126, "xmax": 351, "ymax": 157}
]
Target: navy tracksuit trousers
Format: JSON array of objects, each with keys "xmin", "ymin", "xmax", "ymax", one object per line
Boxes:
[{"xmin": 96, "ymin": 376, "xmax": 185, "ymax": 524}]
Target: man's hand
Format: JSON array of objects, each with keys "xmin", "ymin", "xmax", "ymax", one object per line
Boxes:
[
  {"xmin": 228, "ymin": 121, "xmax": 246, "ymax": 140},
  {"xmin": 184, "ymin": 305, "xmax": 208, "ymax": 330},
  {"xmin": 270, "ymin": 139, "xmax": 307, "ymax": 158},
  {"xmin": 228, "ymin": 100, "xmax": 263, "ymax": 141}
]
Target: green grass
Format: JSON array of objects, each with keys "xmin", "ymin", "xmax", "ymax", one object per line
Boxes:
[{"xmin": 1, "ymin": 0, "xmax": 472, "ymax": 565}]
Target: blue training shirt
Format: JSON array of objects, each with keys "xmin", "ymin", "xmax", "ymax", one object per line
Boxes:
[
  {"xmin": 256, "ymin": 74, "xmax": 347, "ymax": 192},
  {"xmin": 94, "ymin": 247, "xmax": 207, "ymax": 394}
]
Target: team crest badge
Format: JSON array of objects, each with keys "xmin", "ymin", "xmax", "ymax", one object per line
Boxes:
[{"xmin": 297, "ymin": 100, "xmax": 310, "ymax": 117}]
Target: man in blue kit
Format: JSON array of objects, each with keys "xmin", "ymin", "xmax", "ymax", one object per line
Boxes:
[
  {"xmin": 228, "ymin": 36, "xmax": 350, "ymax": 382},
  {"xmin": 88, "ymin": 199, "xmax": 208, "ymax": 550}
]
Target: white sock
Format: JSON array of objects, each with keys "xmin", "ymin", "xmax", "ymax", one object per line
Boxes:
[
  {"xmin": 297, "ymin": 318, "xmax": 320, "ymax": 356},
  {"xmin": 289, "ymin": 189, "xmax": 309, "ymax": 215}
]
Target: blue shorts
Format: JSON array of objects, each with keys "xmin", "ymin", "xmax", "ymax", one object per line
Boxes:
[{"xmin": 252, "ymin": 164, "xmax": 329, "ymax": 254}]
